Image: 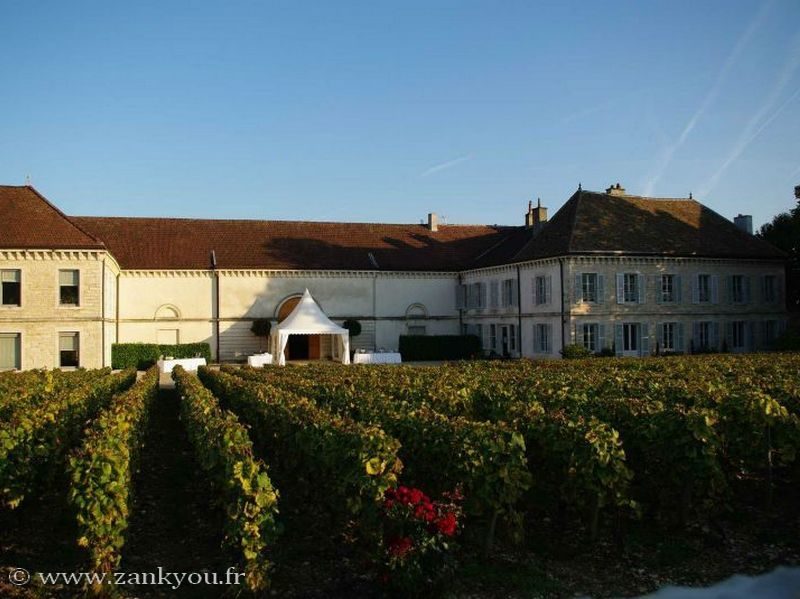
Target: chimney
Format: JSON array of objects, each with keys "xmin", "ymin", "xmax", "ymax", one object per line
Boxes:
[
  {"xmin": 427, "ymin": 212, "xmax": 439, "ymax": 232},
  {"xmin": 605, "ymin": 182, "xmax": 626, "ymax": 196},
  {"xmin": 733, "ymin": 214, "xmax": 753, "ymax": 235},
  {"xmin": 525, "ymin": 198, "xmax": 548, "ymax": 234}
]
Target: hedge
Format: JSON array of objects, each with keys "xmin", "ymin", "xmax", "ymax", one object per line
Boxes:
[
  {"xmin": 398, "ymin": 335, "xmax": 481, "ymax": 361},
  {"xmin": 111, "ymin": 343, "xmax": 212, "ymax": 370}
]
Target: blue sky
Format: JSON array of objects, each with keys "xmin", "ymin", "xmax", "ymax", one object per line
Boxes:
[{"xmin": 1, "ymin": 1, "xmax": 798, "ymax": 229}]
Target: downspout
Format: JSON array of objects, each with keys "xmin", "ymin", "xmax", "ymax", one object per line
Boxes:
[
  {"xmin": 115, "ymin": 273, "xmax": 120, "ymax": 353},
  {"xmin": 559, "ymin": 258, "xmax": 566, "ymax": 353},
  {"xmin": 101, "ymin": 258, "xmax": 106, "ymax": 368},
  {"xmin": 211, "ymin": 251, "xmax": 220, "ymax": 363},
  {"xmin": 457, "ymin": 273, "xmax": 463, "ymax": 333},
  {"xmin": 516, "ymin": 265, "xmax": 522, "ymax": 356}
]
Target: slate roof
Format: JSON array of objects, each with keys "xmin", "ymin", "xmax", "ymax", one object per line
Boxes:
[{"xmin": 475, "ymin": 189, "xmax": 786, "ymax": 266}]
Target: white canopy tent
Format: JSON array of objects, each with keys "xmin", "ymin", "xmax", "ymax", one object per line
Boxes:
[{"xmin": 270, "ymin": 289, "xmax": 350, "ymax": 366}]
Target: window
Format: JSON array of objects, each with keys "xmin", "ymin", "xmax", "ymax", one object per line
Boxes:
[
  {"xmin": 534, "ymin": 276, "xmax": 549, "ymax": 305},
  {"xmin": 1, "ymin": 270, "xmax": 21, "ymax": 306},
  {"xmin": 622, "ymin": 323, "xmax": 638, "ymax": 352},
  {"xmin": 533, "ymin": 323, "xmax": 551, "ymax": 353},
  {"xmin": 763, "ymin": 320, "xmax": 778, "ymax": 346},
  {"xmin": 623, "ymin": 273, "xmax": 639, "ymax": 303},
  {"xmin": 59, "ymin": 332, "xmax": 79, "ymax": 368},
  {"xmin": 502, "ymin": 279, "xmax": 517, "ymax": 307},
  {"xmin": 661, "ymin": 322, "xmax": 676, "ymax": 352},
  {"xmin": 762, "ymin": 276, "xmax": 777, "ymax": 303},
  {"xmin": 660, "ymin": 274, "xmax": 675, "ymax": 303},
  {"xmin": 59, "ymin": 270, "xmax": 80, "ymax": 306},
  {"xmin": 0, "ymin": 333, "xmax": 21, "ymax": 370},
  {"xmin": 407, "ymin": 325, "xmax": 426, "ymax": 336},
  {"xmin": 582, "ymin": 323, "xmax": 598, "ymax": 352},
  {"xmin": 730, "ymin": 275, "xmax": 748, "ymax": 303},
  {"xmin": 581, "ymin": 273, "xmax": 597, "ymax": 303},
  {"xmin": 697, "ymin": 275, "xmax": 711, "ymax": 303},
  {"xmin": 696, "ymin": 321, "xmax": 712, "ymax": 350},
  {"xmin": 489, "ymin": 324, "xmax": 497, "ymax": 351},
  {"xmin": 730, "ymin": 321, "xmax": 746, "ymax": 350}
]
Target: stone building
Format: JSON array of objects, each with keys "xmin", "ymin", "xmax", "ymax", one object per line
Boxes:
[{"xmin": 0, "ymin": 183, "xmax": 788, "ymax": 370}]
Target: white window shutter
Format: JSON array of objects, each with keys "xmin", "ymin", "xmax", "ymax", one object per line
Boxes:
[
  {"xmin": 711, "ymin": 276, "xmax": 720, "ymax": 304},
  {"xmin": 597, "ymin": 324, "xmax": 606, "ymax": 350},
  {"xmin": 676, "ymin": 322, "xmax": 684, "ymax": 351},
  {"xmin": 532, "ymin": 278, "xmax": 537, "ymax": 305},
  {"xmin": 656, "ymin": 322, "xmax": 664, "ymax": 348},
  {"xmin": 456, "ymin": 284, "xmax": 465, "ymax": 309},
  {"xmin": 692, "ymin": 275, "xmax": 699, "ymax": 304},
  {"xmin": 616, "ymin": 273, "xmax": 624, "ymax": 304},
  {"xmin": 546, "ymin": 275, "xmax": 552, "ymax": 305},
  {"xmin": 725, "ymin": 321, "xmax": 733, "ymax": 348},
  {"xmin": 675, "ymin": 275, "xmax": 682, "ymax": 303},
  {"xmin": 639, "ymin": 323, "xmax": 649, "ymax": 356},
  {"xmin": 726, "ymin": 275, "xmax": 734, "ymax": 304},
  {"xmin": 480, "ymin": 283, "xmax": 487, "ymax": 308},
  {"xmin": 597, "ymin": 274, "xmax": 605, "ymax": 304},
  {"xmin": 637, "ymin": 274, "xmax": 645, "ymax": 304},
  {"xmin": 614, "ymin": 324, "xmax": 623, "ymax": 356},
  {"xmin": 532, "ymin": 324, "xmax": 539, "ymax": 353},
  {"xmin": 574, "ymin": 274, "xmax": 582, "ymax": 303},
  {"xmin": 711, "ymin": 321, "xmax": 720, "ymax": 349},
  {"xmin": 546, "ymin": 324, "xmax": 553, "ymax": 353},
  {"xmin": 777, "ymin": 276, "xmax": 784, "ymax": 304},
  {"xmin": 511, "ymin": 281, "xmax": 519, "ymax": 307},
  {"xmin": 692, "ymin": 321, "xmax": 700, "ymax": 350},
  {"xmin": 744, "ymin": 277, "xmax": 751, "ymax": 304}
]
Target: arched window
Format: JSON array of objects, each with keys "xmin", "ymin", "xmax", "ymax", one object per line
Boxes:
[
  {"xmin": 405, "ymin": 303, "xmax": 428, "ymax": 336},
  {"xmin": 154, "ymin": 304, "xmax": 181, "ymax": 320}
]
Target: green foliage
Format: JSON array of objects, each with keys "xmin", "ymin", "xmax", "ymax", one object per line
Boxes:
[
  {"xmin": 398, "ymin": 335, "xmax": 481, "ymax": 361},
  {"xmin": 200, "ymin": 367, "xmax": 402, "ymax": 532},
  {"xmin": 111, "ymin": 343, "xmax": 211, "ymax": 370},
  {"xmin": 560, "ymin": 343, "xmax": 592, "ymax": 359},
  {"xmin": 173, "ymin": 366, "xmax": 279, "ymax": 592},
  {"xmin": 342, "ymin": 318, "xmax": 362, "ymax": 338},
  {"xmin": 68, "ymin": 367, "xmax": 160, "ymax": 575},
  {"xmin": 0, "ymin": 369, "xmax": 136, "ymax": 510}
]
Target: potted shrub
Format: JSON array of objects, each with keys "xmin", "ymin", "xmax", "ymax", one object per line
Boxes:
[{"xmin": 250, "ymin": 319, "xmax": 271, "ymax": 352}]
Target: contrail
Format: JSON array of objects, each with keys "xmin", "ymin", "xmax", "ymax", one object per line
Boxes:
[
  {"xmin": 643, "ymin": 2, "xmax": 771, "ymax": 196},
  {"xmin": 699, "ymin": 34, "xmax": 800, "ymax": 198},
  {"xmin": 421, "ymin": 154, "xmax": 473, "ymax": 177}
]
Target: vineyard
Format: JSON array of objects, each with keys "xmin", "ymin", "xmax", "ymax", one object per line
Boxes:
[{"xmin": 1, "ymin": 354, "xmax": 799, "ymax": 597}]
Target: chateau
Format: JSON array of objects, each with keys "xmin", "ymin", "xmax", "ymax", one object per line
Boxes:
[{"xmin": 0, "ymin": 183, "xmax": 787, "ymax": 370}]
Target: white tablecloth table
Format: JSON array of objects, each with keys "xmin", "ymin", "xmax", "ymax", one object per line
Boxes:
[
  {"xmin": 352, "ymin": 352, "xmax": 402, "ymax": 364},
  {"xmin": 247, "ymin": 353, "xmax": 273, "ymax": 367},
  {"xmin": 157, "ymin": 358, "xmax": 207, "ymax": 374}
]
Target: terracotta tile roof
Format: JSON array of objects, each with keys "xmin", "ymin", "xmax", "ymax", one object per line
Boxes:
[
  {"xmin": 72, "ymin": 216, "xmax": 516, "ymax": 271},
  {"xmin": 0, "ymin": 186, "xmax": 104, "ymax": 250},
  {"xmin": 509, "ymin": 189, "xmax": 786, "ymax": 262},
  {"xmin": 3, "ymin": 184, "xmax": 784, "ymax": 270}
]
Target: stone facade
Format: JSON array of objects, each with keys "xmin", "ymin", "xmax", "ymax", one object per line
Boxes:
[
  {"xmin": 0, "ymin": 249, "xmax": 117, "ymax": 369},
  {"xmin": 460, "ymin": 256, "xmax": 787, "ymax": 358}
]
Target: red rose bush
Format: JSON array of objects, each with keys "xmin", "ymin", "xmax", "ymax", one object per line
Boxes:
[{"xmin": 379, "ymin": 485, "xmax": 463, "ymax": 593}]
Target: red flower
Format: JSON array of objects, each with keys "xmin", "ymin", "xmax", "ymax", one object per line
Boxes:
[
  {"xmin": 383, "ymin": 498, "xmax": 395, "ymax": 510},
  {"xmin": 436, "ymin": 512, "xmax": 458, "ymax": 537},
  {"xmin": 409, "ymin": 488, "xmax": 425, "ymax": 504},
  {"xmin": 387, "ymin": 536, "xmax": 414, "ymax": 558}
]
